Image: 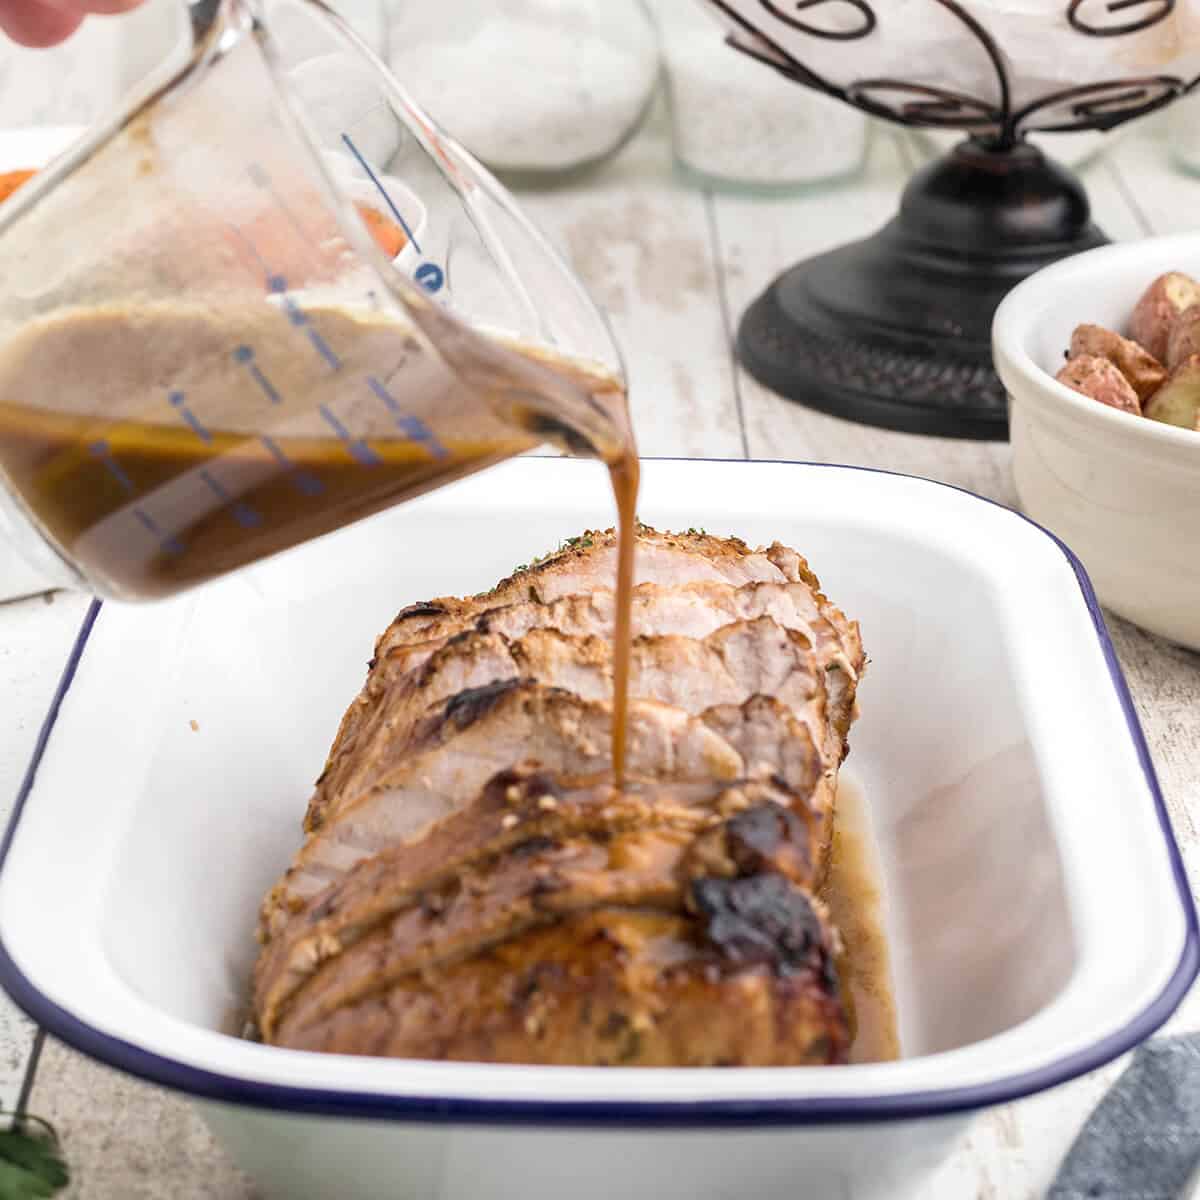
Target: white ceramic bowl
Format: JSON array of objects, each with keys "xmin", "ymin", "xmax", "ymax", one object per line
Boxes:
[
  {"xmin": 0, "ymin": 458, "xmax": 1194, "ymax": 1200},
  {"xmin": 993, "ymin": 235, "xmax": 1200, "ymax": 651}
]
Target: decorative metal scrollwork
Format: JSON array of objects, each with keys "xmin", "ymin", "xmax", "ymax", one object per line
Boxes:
[
  {"xmin": 845, "ymin": 81, "xmax": 1002, "ymax": 131},
  {"xmin": 705, "ymin": 0, "xmax": 1200, "ymax": 147},
  {"xmin": 1067, "ymin": 0, "xmax": 1175, "ymax": 37},
  {"xmin": 758, "ymin": 0, "xmax": 876, "ymax": 39},
  {"xmin": 1014, "ymin": 76, "xmax": 1185, "ymax": 133}
]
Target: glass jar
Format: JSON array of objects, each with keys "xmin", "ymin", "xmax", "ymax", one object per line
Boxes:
[
  {"xmin": 384, "ymin": 1, "xmax": 661, "ymax": 182},
  {"xmin": 651, "ymin": 0, "xmax": 868, "ymax": 193},
  {"xmin": 1169, "ymin": 92, "xmax": 1200, "ymax": 178}
]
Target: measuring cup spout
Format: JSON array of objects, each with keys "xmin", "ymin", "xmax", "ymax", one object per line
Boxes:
[
  {"xmin": 396, "ymin": 287, "xmax": 629, "ymax": 464},
  {"xmin": 262, "ymin": 0, "xmax": 632, "ymax": 462}
]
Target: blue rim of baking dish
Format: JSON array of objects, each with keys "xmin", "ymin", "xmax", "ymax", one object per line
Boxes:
[{"xmin": 0, "ymin": 459, "xmax": 1195, "ymax": 1128}]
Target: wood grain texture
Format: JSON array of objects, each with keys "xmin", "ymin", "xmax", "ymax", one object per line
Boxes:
[{"xmin": 1108, "ymin": 124, "xmax": 1200, "ymax": 239}]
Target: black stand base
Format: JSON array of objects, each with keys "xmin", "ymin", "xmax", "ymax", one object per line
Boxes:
[{"xmin": 737, "ymin": 140, "xmax": 1108, "ymax": 441}]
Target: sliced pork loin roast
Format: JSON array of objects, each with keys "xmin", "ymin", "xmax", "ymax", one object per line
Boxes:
[
  {"xmin": 262, "ymin": 684, "xmax": 826, "ymax": 932},
  {"xmin": 255, "ymin": 768, "xmax": 826, "ymax": 1034},
  {"xmin": 319, "ymin": 528, "xmax": 859, "ymax": 775},
  {"xmin": 374, "ymin": 529, "xmax": 860, "ymax": 698},
  {"xmin": 377, "ymin": 526, "xmax": 828, "ymax": 647},
  {"xmin": 308, "ymin": 616, "xmax": 832, "ymax": 835},
  {"xmin": 317, "ymin": 574, "xmax": 862, "ymax": 832},
  {"xmin": 252, "ymin": 526, "xmax": 863, "ymax": 1067}
]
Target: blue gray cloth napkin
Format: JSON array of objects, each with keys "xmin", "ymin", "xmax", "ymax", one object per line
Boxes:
[{"xmin": 1049, "ymin": 1036, "xmax": 1200, "ymax": 1200}]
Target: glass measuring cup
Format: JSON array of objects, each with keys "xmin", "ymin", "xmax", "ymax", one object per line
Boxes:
[{"xmin": 0, "ymin": 0, "xmax": 631, "ymax": 601}]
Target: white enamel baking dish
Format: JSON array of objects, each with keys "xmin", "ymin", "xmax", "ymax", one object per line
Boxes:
[{"xmin": 0, "ymin": 458, "xmax": 1194, "ymax": 1200}]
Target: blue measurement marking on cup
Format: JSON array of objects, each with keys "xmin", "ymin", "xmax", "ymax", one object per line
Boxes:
[
  {"xmin": 414, "ymin": 262, "xmax": 444, "ymax": 292},
  {"xmin": 133, "ymin": 506, "xmax": 186, "ymax": 557},
  {"xmin": 168, "ymin": 391, "xmax": 212, "ymax": 444},
  {"xmin": 227, "ymin": 222, "xmax": 272, "ymax": 278},
  {"xmin": 366, "ymin": 376, "xmax": 449, "ymax": 459},
  {"xmin": 230, "ymin": 218, "xmax": 340, "ymax": 375},
  {"xmin": 199, "ymin": 467, "xmax": 263, "ymax": 530},
  {"xmin": 268, "ymin": 274, "xmax": 342, "ymax": 371},
  {"xmin": 228, "ymin": 222, "xmax": 335, "ymax": 368},
  {"xmin": 340, "ymin": 134, "xmax": 445, "ymax": 295},
  {"xmin": 89, "ymin": 440, "xmax": 135, "ymax": 493},
  {"xmin": 306, "ymin": 328, "xmax": 341, "ymax": 371},
  {"xmin": 259, "ymin": 435, "xmax": 325, "ymax": 498},
  {"xmin": 92, "ymin": 440, "xmax": 184, "ymax": 556},
  {"xmin": 319, "ymin": 404, "xmax": 381, "ymax": 466},
  {"xmin": 233, "ymin": 345, "xmax": 284, "ymax": 404}
]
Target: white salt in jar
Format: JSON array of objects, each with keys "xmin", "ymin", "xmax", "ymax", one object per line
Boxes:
[
  {"xmin": 652, "ymin": 0, "xmax": 868, "ymax": 193},
  {"xmin": 385, "ymin": 0, "xmax": 661, "ymax": 181}
]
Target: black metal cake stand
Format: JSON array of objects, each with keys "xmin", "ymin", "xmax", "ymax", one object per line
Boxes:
[{"xmin": 705, "ymin": 0, "xmax": 1199, "ymax": 440}]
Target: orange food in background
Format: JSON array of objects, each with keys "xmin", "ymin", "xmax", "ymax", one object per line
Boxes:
[
  {"xmin": 0, "ymin": 169, "xmax": 35, "ymax": 205},
  {"xmin": 357, "ymin": 202, "xmax": 407, "ymax": 258}
]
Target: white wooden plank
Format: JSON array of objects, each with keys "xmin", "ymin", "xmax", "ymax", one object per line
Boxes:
[
  {"xmin": 1108, "ymin": 124, "xmax": 1200, "ymax": 236},
  {"xmin": 1080, "ymin": 154, "xmax": 1150, "ymax": 242},
  {"xmin": 510, "ymin": 105, "xmax": 745, "ymax": 460},
  {"xmin": 0, "ymin": 542, "xmax": 50, "ymax": 604},
  {"xmin": 0, "ymin": 590, "xmax": 93, "ymax": 1113}
]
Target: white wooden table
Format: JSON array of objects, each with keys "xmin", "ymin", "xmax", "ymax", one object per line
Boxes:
[{"xmin": 1, "ymin": 110, "xmax": 1198, "ymax": 1199}]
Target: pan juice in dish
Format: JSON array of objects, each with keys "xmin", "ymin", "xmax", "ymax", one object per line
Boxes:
[{"xmin": 826, "ymin": 777, "xmax": 899, "ymax": 1065}]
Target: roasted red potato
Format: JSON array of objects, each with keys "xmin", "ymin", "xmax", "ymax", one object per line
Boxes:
[
  {"xmin": 1129, "ymin": 272, "xmax": 1200, "ymax": 362},
  {"xmin": 1144, "ymin": 354, "xmax": 1200, "ymax": 429},
  {"xmin": 1069, "ymin": 323, "xmax": 1166, "ymax": 403},
  {"xmin": 1056, "ymin": 354, "xmax": 1141, "ymax": 415},
  {"xmin": 1166, "ymin": 304, "xmax": 1200, "ymax": 372}
]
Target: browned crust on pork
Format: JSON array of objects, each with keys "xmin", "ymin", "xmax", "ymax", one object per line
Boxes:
[{"xmin": 274, "ymin": 907, "xmax": 848, "ymax": 1066}]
